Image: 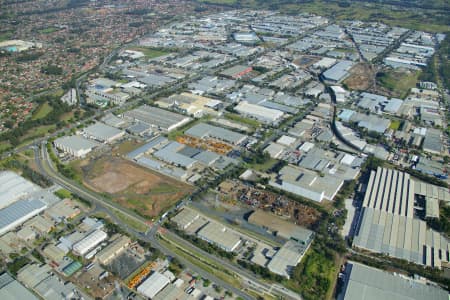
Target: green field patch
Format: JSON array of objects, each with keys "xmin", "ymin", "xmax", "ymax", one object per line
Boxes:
[
  {"xmin": 32, "ymin": 102, "xmax": 53, "ymax": 120},
  {"xmin": 39, "ymin": 27, "xmax": 59, "ymax": 34},
  {"xmin": 224, "ymin": 113, "xmax": 260, "ymax": 128},
  {"xmin": 113, "ymin": 209, "xmax": 148, "ymax": 232},
  {"xmin": 389, "ymin": 120, "xmax": 401, "ymax": 130},
  {"xmin": 376, "ymin": 69, "xmax": 421, "ymax": 99},
  {"xmin": 0, "ymin": 32, "xmax": 13, "ymax": 42}
]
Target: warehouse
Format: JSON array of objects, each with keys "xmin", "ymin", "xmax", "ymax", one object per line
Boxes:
[
  {"xmin": 157, "ymin": 93, "xmax": 222, "ymax": 118},
  {"xmin": 220, "ymin": 65, "xmax": 253, "ymax": 79},
  {"xmin": 83, "ymin": 122, "xmax": 125, "ymax": 143},
  {"xmin": 124, "ymin": 105, "xmax": 191, "ymax": 132},
  {"xmin": 0, "ymin": 199, "xmax": 47, "ymax": 236},
  {"xmin": 72, "ymin": 229, "xmax": 108, "ymax": 256},
  {"xmin": 0, "ymin": 171, "xmax": 40, "ymax": 210},
  {"xmin": 0, "ymin": 272, "xmax": 38, "ymax": 300},
  {"xmin": 54, "ymin": 135, "xmax": 100, "ymax": 158},
  {"xmin": 270, "ymin": 165, "xmax": 344, "ymax": 202},
  {"xmin": 234, "ymin": 101, "xmax": 284, "ymax": 125},
  {"xmin": 339, "ymin": 261, "xmax": 449, "ymax": 300},
  {"xmin": 267, "ymin": 241, "xmax": 310, "ymax": 279},
  {"xmin": 185, "ymin": 123, "xmax": 247, "ymax": 145},
  {"xmin": 96, "ymin": 235, "xmax": 131, "ymax": 265},
  {"xmin": 422, "ymin": 128, "xmax": 442, "ymax": 155},
  {"xmin": 153, "ymin": 142, "xmax": 197, "ymax": 168},
  {"xmin": 137, "ymin": 272, "xmax": 171, "ymax": 299},
  {"xmin": 171, "ymin": 207, "xmax": 200, "ymax": 230},
  {"xmin": 321, "ymin": 60, "xmax": 353, "ymax": 83},
  {"xmin": 197, "ymin": 221, "xmax": 241, "ymax": 252},
  {"xmin": 353, "ymin": 167, "xmax": 450, "ymax": 268}
]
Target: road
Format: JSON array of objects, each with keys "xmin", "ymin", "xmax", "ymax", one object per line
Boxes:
[{"xmin": 34, "ymin": 143, "xmax": 255, "ymax": 299}]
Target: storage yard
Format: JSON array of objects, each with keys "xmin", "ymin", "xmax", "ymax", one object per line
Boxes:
[{"xmin": 80, "ymin": 156, "xmax": 192, "ymax": 217}]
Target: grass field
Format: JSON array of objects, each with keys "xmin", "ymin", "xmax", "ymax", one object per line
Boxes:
[
  {"xmin": 79, "ymin": 156, "xmax": 192, "ymax": 218},
  {"xmin": 38, "ymin": 27, "xmax": 59, "ymax": 34},
  {"xmin": 20, "ymin": 124, "xmax": 56, "ymax": 144},
  {"xmin": 129, "ymin": 47, "xmax": 171, "ymax": 58},
  {"xmin": 0, "ymin": 32, "xmax": 13, "ymax": 42},
  {"xmin": 0, "ymin": 141, "xmax": 12, "ymax": 153},
  {"xmin": 376, "ymin": 69, "xmax": 421, "ymax": 99},
  {"xmin": 389, "ymin": 120, "xmax": 401, "ymax": 130},
  {"xmin": 224, "ymin": 113, "xmax": 260, "ymax": 128},
  {"xmin": 32, "ymin": 102, "xmax": 53, "ymax": 120},
  {"xmin": 113, "ymin": 209, "xmax": 148, "ymax": 232}
]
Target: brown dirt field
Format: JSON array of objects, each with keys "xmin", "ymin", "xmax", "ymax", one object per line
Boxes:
[
  {"xmin": 343, "ymin": 63, "xmax": 375, "ymax": 91},
  {"xmin": 83, "ymin": 157, "xmax": 192, "ymax": 217}
]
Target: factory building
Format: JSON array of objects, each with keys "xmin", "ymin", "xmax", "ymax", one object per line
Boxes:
[
  {"xmin": 54, "ymin": 135, "xmax": 100, "ymax": 158},
  {"xmin": 339, "ymin": 261, "xmax": 449, "ymax": 300},
  {"xmin": 197, "ymin": 222, "xmax": 241, "ymax": 252},
  {"xmin": 0, "ymin": 272, "xmax": 38, "ymax": 300},
  {"xmin": 0, "ymin": 171, "xmax": 40, "ymax": 210},
  {"xmin": 321, "ymin": 60, "xmax": 353, "ymax": 83},
  {"xmin": 72, "ymin": 229, "xmax": 108, "ymax": 256},
  {"xmin": 0, "ymin": 199, "xmax": 47, "ymax": 236},
  {"xmin": 353, "ymin": 167, "xmax": 450, "ymax": 268},
  {"xmin": 234, "ymin": 101, "xmax": 284, "ymax": 125},
  {"xmin": 83, "ymin": 122, "xmax": 125, "ymax": 143},
  {"xmin": 137, "ymin": 272, "xmax": 171, "ymax": 299},
  {"xmin": 124, "ymin": 105, "xmax": 191, "ymax": 132},
  {"xmin": 96, "ymin": 235, "xmax": 131, "ymax": 265},
  {"xmin": 185, "ymin": 123, "xmax": 247, "ymax": 145},
  {"xmin": 220, "ymin": 65, "xmax": 253, "ymax": 79},
  {"xmin": 270, "ymin": 165, "xmax": 344, "ymax": 202},
  {"xmin": 171, "ymin": 208, "xmax": 200, "ymax": 230}
]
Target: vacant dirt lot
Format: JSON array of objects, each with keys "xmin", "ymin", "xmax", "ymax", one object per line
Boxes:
[
  {"xmin": 83, "ymin": 157, "xmax": 192, "ymax": 217},
  {"xmin": 343, "ymin": 63, "xmax": 375, "ymax": 91}
]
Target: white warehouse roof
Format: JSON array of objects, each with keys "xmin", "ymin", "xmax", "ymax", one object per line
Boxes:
[
  {"xmin": 234, "ymin": 101, "xmax": 284, "ymax": 124},
  {"xmin": 0, "ymin": 199, "xmax": 47, "ymax": 236},
  {"xmin": 72, "ymin": 229, "xmax": 107, "ymax": 256},
  {"xmin": 137, "ymin": 272, "xmax": 170, "ymax": 299},
  {"xmin": 83, "ymin": 122, "xmax": 125, "ymax": 143},
  {"xmin": 0, "ymin": 171, "xmax": 40, "ymax": 210}
]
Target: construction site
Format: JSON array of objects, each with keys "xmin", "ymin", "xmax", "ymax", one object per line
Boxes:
[{"xmin": 77, "ymin": 155, "xmax": 192, "ymax": 217}]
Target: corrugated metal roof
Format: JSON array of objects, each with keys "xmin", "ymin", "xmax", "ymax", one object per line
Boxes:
[{"xmin": 342, "ymin": 262, "xmax": 448, "ymax": 300}]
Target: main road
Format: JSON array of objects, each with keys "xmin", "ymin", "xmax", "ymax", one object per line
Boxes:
[{"xmin": 34, "ymin": 143, "xmax": 255, "ymax": 300}]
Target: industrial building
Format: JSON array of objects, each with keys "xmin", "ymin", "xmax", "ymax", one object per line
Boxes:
[
  {"xmin": 353, "ymin": 167, "xmax": 450, "ymax": 268},
  {"xmin": 0, "ymin": 199, "xmax": 47, "ymax": 236},
  {"xmin": 321, "ymin": 60, "xmax": 353, "ymax": 83},
  {"xmin": 267, "ymin": 241, "xmax": 310, "ymax": 279},
  {"xmin": 124, "ymin": 105, "xmax": 191, "ymax": 132},
  {"xmin": 54, "ymin": 135, "xmax": 100, "ymax": 158},
  {"xmin": 422, "ymin": 128, "xmax": 442, "ymax": 155},
  {"xmin": 197, "ymin": 221, "xmax": 241, "ymax": 252},
  {"xmin": 234, "ymin": 101, "xmax": 284, "ymax": 124},
  {"xmin": 339, "ymin": 261, "xmax": 449, "ymax": 300},
  {"xmin": 83, "ymin": 122, "xmax": 125, "ymax": 143},
  {"xmin": 220, "ymin": 65, "xmax": 253, "ymax": 79},
  {"xmin": 171, "ymin": 208, "xmax": 200, "ymax": 230},
  {"xmin": 270, "ymin": 165, "xmax": 345, "ymax": 202},
  {"xmin": 0, "ymin": 171, "xmax": 40, "ymax": 210},
  {"xmin": 72, "ymin": 229, "xmax": 108, "ymax": 256},
  {"xmin": 185, "ymin": 123, "xmax": 247, "ymax": 145},
  {"xmin": 157, "ymin": 93, "xmax": 222, "ymax": 118},
  {"xmin": 137, "ymin": 272, "xmax": 171, "ymax": 299},
  {"xmin": 18, "ymin": 263, "xmax": 86, "ymax": 300},
  {"xmin": 96, "ymin": 235, "xmax": 131, "ymax": 265},
  {"xmin": 0, "ymin": 272, "xmax": 38, "ymax": 300}
]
